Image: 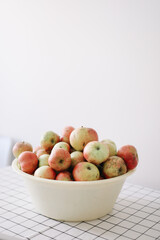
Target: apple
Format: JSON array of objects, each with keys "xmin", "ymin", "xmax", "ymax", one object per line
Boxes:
[
  {"xmin": 53, "ymin": 142, "xmax": 70, "ymax": 152},
  {"xmin": 38, "ymin": 154, "xmax": 49, "ymax": 167},
  {"xmin": 117, "ymin": 145, "xmax": 138, "ymax": 170},
  {"xmin": 70, "ymin": 151, "xmax": 85, "ymax": 168},
  {"xmin": 36, "ymin": 149, "xmax": 48, "ymax": 158},
  {"xmin": 70, "ymin": 126, "xmax": 98, "ymax": 151},
  {"xmin": 33, "ymin": 145, "xmax": 42, "ymax": 154},
  {"xmin": 12, "ymin": 141, "xmax": 33, "ymax": 158},
  {"xmin": 56, "ymin": 171, "xmax": 72, "ymax": 181},
  {"xmin": 18, "ymin": 151, "xmax": 38, "ymax": 174},
  {"xmin": 40, "ymin": 131, "xmax": 60, "ymax": 152},
  {"xmin": 83, "ymin": 141, "xmax": 109, "ymax": 165},
  {"xmin": 34, "ymin": 145, "xmax": 49, "ymax": 154},
  {"xmin": 60, "ymin": 126, "xmax": 75, "ymax": 144},
  {"xmin": 48, "ymin": 148, "xmax": 71, "ymax": 171},
  {"xmin": 73, "ymin": 162, "xmax": 100, "ymax": 181},
  {"xmin": 101, "ymin": 139, "xmax": 117, "ymax": 157},
  {"xmin": 102, "ymin": 156, "xmax": 127, "ymax": 178},
  {"xmin": 34, "ymin": 166, "xmax": 56, "ymax": 179}
]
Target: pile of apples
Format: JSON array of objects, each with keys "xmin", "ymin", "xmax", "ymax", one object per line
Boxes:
[{"xmin": 12, "ymin": 126, "xmax": 138, "ymax": 181}]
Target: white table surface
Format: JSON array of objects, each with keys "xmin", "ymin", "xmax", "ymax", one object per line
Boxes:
[{"xmin": 0, "ymin": 167, "xmax": 160, "ymax": 240}]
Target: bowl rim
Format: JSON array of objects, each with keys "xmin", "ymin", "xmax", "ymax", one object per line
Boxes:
[{"xmin": 12, "ymin": 158, "xmax": 136, "ymax": 186}]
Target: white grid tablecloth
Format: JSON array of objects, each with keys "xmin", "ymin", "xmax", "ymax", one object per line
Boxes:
[{"xmin": 0, "ymin": 167, "xmax": 160, "ymax": 240}]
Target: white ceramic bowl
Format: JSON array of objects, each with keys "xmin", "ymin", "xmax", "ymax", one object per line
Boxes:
[{"xmin": 12, "ymin": 159, "xmax": 135, "ymax": 221}]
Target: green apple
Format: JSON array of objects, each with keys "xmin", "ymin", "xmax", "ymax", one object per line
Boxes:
[
  {"xmin": 83, "ymin": 141, "xmax": 109, "ymax": 165},
  {"xmin": 40, "ymin": 131, "xmax": 60, "ymax": 152},
  {"xmin": 70, "ymin": 151, "xmax": 85, "ymax": 168},
  {"xmin": 38, "ymin": 154, "xmax": 49, "ymax": 167},
  {"xmin": 103, "ymin": 156, "xmax": 127, "ymax": 178},
  {"xmin": 34, "ymin": 166, "xmax": 56, "ymax": 179},
  {"xmin": 101, "ymin": 139, "xmax": 117, "ymax": 157},
  {"xmin": 53, "ymin": 142, "xmax": 70, "ymax": 152}
]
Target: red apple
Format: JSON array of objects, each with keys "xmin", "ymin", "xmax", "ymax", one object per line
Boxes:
[
  {"xmin": 83, "ymin": 141, "xmax": 109, "ymax": 165},
  {"xmin": 48, "ymin": 148, "xmax": 71, "ymax": 171},
  {"xmin": 70, "ymin": 126, "xmax": 98, "ymax": 151},
  {"xmin": 12, "ymin": 141, "xmax": 33, "ymax": 158},
  {"xmin": 33, "ymin": 145, "xmax": 42, "ymax": 154},
  {"xmin": 36, "ymin": 149, "xmax": 48, "ymax": 158},
  {"xmin": 73, "ymin": 162, "xmax": 100, "ymax": 181},
  {"xmin": 102, "ymin": 156, "xmax": 127, "ymax": 178},
  {"xmin": 18, "ymin": 151, "xmax": 38, "ymax": 174},
  {"xmin": 56, "ymin": 171, "xmax": 72, "ymax": 181},
  {"xmin": 117, "ymin": 145, "xmax": 138, "ymax": 170},
  {"xmin": 34, "ymin": 166, "xmax": 56, "ymax": 179},
  {"xmin": 60, "ymin": 126, "xmax": 75, "ymax": 144}
]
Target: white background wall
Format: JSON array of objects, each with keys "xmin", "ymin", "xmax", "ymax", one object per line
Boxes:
[{"xmin": 0, "ymin": 0, "xmax": 160, "ymax": 190}]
